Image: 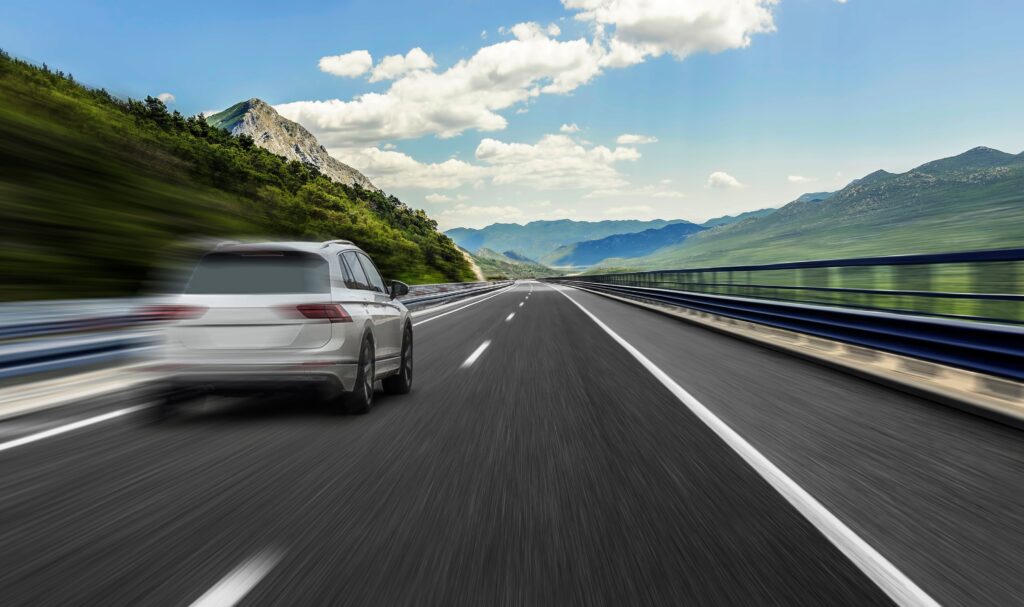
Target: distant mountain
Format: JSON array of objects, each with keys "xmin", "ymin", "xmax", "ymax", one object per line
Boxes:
[
  {"xmin": 793, "ymin": 191, "xmax": 834, "ymax": 204},
  {"xmin": 596, "ymin": 146, "xmax": 1024, "ymax": 271},
  {"xmin": 445, "ymin": 219, "xmax": 685, "ymax": 261},
  {"xmin": 701, "ymin": 207, "xmax": 778, "ymax": 228},
  {"xmin": 470, "ymin": 248, "xmax": 557, "ymax": 279},
  {"xmin": 207, "ymin": 99, "xmax": 377, "ymax": 190},
  {"xmin": 546, "ymin": 222, "xmax": 706, "ymax": 267},
  {"xmin": 502, "ymin": 250, "xmax": 537, "ymax": 263}
]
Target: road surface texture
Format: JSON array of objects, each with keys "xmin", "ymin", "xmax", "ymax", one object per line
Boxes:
[{"xmin": 1, "ymin": 281, "xmax": 1021, "ymax": 606}]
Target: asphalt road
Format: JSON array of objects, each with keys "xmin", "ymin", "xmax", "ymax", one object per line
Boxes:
[{"xmin": 0, "ymin": 281, "xmax": 1021, "ymax": 606}]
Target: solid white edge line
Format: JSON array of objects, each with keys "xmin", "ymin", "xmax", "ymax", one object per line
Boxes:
[
  {"xmin": 460, "ymin": 340, "xmax": 491, "ymax": 369},
  {"xmin": 413, "ymin": 284, "xmax": 516, "ymax": 327},
  {"xmin": 0, "ymin": 405, "xmax": 146, "ymax": 454},
  {"xmin": 505, "ymin": 312, "xmax": 516, "ymax": 322},
  {"xmin": 190, "ymin": 549, "xmax": 282, "ymax": 607},
  {"xmin": 550, "ymin": 285, "xmax": 939, "ymax": 607}
]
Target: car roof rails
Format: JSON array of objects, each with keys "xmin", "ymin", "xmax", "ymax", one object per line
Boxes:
[
  {"xmin": 213, "ymin": 240, "xmax": 242, "ymax": 249},
  {"xmin": 321, "ymin": 239, "xmax": 354, "ymax": 248}
]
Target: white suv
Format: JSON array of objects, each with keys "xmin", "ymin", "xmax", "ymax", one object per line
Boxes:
[{"xmin": 147, "ymin": 240, "xmax": 413, "ymax": 416}]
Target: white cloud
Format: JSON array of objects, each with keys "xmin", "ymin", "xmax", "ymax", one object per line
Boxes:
[
  {"xmin": 566, "ymin": 0, "xmax": 777, "ymax": 62},
  {"xmin": 278, "ymin": 23, "xmax": 608, "ymax": 145},
  {"xmin": 331, "ymin": 147, "xmax": 486, "ymax": 189},
  {"xmin": 476, "ymin": 133, "xmax": 640, "ymax": 190},
  {"xmin": 560, "ymin": 123, "xmax": 581, "ymax": 133},
  {"xmin": 616, "ymin": 133, "xmax": 658, "ymax": 144},
  {"xmin": 604, "ymin": 205, "xmax": 654, "ymax": 215},
  {"xmin": 787, "ymin": 175, "xmax": 815, "ymax": 183},
  {"xmin": 706, "ymin": 170, "xmax": 744, "ymax": 189},
  {"xmin": 425, "ymin": 193, "xmax": 469, "ymax": 203},
  {"xmin": 319, "ymin": 50, "xmax": 374, "ymax": 78},
  {"xmin": 282, "ymin": 2, "xmax": 777, "ymax": 146},
  {"xmin": 369, "ymin": 48, "xmax": 437, "ymax": 82},
  {"xmin": 157, "ymin": 92, "xmax": 176, "ymax": 104}
]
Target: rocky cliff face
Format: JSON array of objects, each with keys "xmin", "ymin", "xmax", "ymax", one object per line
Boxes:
[{"xmin": 207, "ymin": 99, "xmax": 378, "ymax": 191}]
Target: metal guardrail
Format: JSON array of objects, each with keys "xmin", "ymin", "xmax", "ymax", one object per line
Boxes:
[
  {"xmin": 0, "ymin": 281, "xmax": 512, "ymax": 381},
  {"xmin": 400, "ymin": 281, "xmax": 513, "ymax": 309},
  {"xmin": 547, "ymin": 279, "xmax": 1024, "ymax": 382},
  {"xmin": 572, "ymin": 248, "xmax": 1024, "ymax": 325}
]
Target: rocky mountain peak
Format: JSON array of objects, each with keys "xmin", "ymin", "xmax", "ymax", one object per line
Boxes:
[{"xmin": 206, "ymin": 99, "xmax": 378, "ymax": 191}]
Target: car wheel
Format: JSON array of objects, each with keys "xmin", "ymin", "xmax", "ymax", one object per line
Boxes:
[
  {"xmin": 382, "ymin": 324, "xmax": 413, "ymax": 395},
  {"xmin": 145, "ymin": 387, "xmax": 182, "ymax": 423},
  {"xmin": 344, "ymin": 335, "xmax": 376, "ymax": 414}
]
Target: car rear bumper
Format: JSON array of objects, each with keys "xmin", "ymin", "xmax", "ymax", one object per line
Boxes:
[{"xmin": 149, "ymin": 362, "xmax": 359, "ymax": 394}]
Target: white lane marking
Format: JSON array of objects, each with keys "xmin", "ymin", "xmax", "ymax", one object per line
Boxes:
[
  {"xmin": 505, "ymin": 312, "xmax": 516, "ymax": 322},
  {"xmin": 0, "ymin": 406, "xmax": 145, "ymax": 454},
  {"xmin": 518, "ymin": 302, "xmax": 524, "ymax": 307},
  {"xmin": 551, "ymin": 285, "xmax": 939, "ymax": 607},
  {"xmin": 191, "ymin": 549, "xmax": 282, "ymax": 607},
  {"xmin": 413, "ymin": 284, "xmax": 516, "ymax": 327},
  {"xmin": 460, "ymin": 340, "xmax": 491, "ymax": 368}
]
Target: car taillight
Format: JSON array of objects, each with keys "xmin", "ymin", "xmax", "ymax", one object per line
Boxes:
[
  {"xmin": 137, "ymin": 305, "xmax": 208, "ymax": 322},
  {"xmin": 295, "ymin": 304, "xmax": 352, "ymax": 323}
]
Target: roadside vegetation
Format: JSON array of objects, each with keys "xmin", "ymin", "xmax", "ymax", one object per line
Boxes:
[{"xmin": 0, "ymin": 50, "xmax": 474, "ymax": 300}]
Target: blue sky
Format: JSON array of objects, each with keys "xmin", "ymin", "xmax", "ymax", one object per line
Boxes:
[{"xmin": 4, "ymin": 0, "xmax": 1024, "ymax": 229}]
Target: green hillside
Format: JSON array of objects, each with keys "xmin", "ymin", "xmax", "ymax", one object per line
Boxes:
[
  {"xmin": 601, "ymin": 146, "xmax": 1024, "ymax": 271},
  {"xmin": 0, "ymin": 51, "xmax": 473, "ymax": 300},
  {"xmin": 470, "ymin": 248, "xmax": 558, "ymax": 280}
]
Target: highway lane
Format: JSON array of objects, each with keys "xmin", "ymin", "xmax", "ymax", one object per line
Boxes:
[
  {"xmin": 562, "ymin": 283, "xmax": 1024, "ymax": 607},
  {"xmin": 0, "ymin": 280, "xmax": 1014, "ymax": 605}
]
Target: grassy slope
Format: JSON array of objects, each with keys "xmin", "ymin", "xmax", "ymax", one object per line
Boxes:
[
  {"xmin": 0, "ymin": 52, "xmax": 473, "ymax": 300},
  {"xmin": 470, "ymin": 248, "xmax": 558, "ymax": 280},
  {"xmin": 599, "ymin": 147, "xmax": 1024, "ymax": 271}
]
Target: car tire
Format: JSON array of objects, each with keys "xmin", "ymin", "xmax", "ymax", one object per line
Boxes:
[
  {"xmin": 382, "ymin": 324, "xmax": 413, "ymax": 395},
  {"xmin": 146, "ymin": 388, "xmax": 181, "ymax": 423},
  {"xmin": 344, "ymin": 335, "xmax": 376, "ymax": 414}
]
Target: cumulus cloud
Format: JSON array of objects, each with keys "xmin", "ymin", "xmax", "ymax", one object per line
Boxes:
[
  {"xmin": 278, "ymin": 23, "xmax": 606, "ymax": 145},
  {"xmin": 566, "ymin": 0, "xmax": 778, "ymax": 62},
  {"xmin": 706, "ymin": 171, "xmax": 744, "ymax": 189},
  {"xmin": 369, "ymin": 48, "xmax": 437, "ymax": 82},
  {"xmin": 157, "ymin": 92, "xmax": 176, "ymax": 104},
  {"xmin": 476, "ymin": 133, "xmax": 640, "ymax": 190},
  {"xmin": 787, "ymin": 175, "xmax": 815, "ymax": 183},
  {"xmin": 319, "ymin": 50, "xmax": 374, "ymax": 77},
  {"xmin": 282, "ymin": 2, "xmax": 777, "ymax": 146},
  {"xmin": 560, "ymin": 123, "xmax": 581, "ymax": 133},
  {"xmin": 332, "ymin": 131, "xmax": 641, "ymax": 191},
  {"xmin": 331, "ymin": 147, "xmax": 486, "ymax": 189},
  {"xmin": 616, "ymin": 133, "xmax": 657, "ymax": 144}
]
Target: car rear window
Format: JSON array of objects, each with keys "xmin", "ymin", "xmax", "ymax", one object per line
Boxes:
[{"xmin": 184, "ymin": 251, "xmax": 330, "ymax": 294}]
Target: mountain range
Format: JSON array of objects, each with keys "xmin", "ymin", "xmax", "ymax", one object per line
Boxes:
[
  {"xmin": 207, "ymin": 99, "xmax": 378, "ymax": 191},
  {"xmin": 605, "ymin": 146, "xmax": 1024, "ymax": 270},
  {"xmin": 543, "ymin": 221, "xmax": 706, "ymax": 267},
  {"xmin": 445, "ymin": 219, "xmax": 686, "ymax": 262}
]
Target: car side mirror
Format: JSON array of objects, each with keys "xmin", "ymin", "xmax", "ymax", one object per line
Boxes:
[{"xmin": 389, "ymin": 280, "xmax": 410, "ymax": 299}]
